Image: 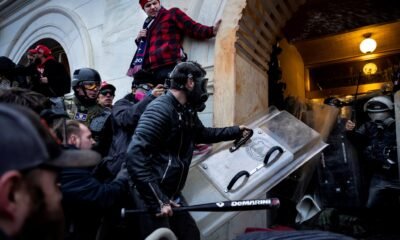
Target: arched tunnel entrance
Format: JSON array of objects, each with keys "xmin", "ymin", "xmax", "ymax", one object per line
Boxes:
[
  {"xmin": 214, "ymin": 0, "xmax": 400, "ymax": 126},
  {"xmin": 212, "ymin": 0, "xmax": 400, "ymax": 237}
]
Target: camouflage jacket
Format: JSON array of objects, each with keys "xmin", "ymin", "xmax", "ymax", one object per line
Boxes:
[{"xmin": 64, "ymin": 96, "xmax": 105, "ymax": 127}]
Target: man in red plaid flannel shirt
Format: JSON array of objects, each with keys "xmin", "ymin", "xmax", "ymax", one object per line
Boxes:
[{"xmin": 135, "ymin": 0, "xmax": 221, "ymax": 86}]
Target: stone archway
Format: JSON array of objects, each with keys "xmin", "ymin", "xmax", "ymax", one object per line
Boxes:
[
  {"xmin": 19, "ymin": 38, "xmax": 70, "ymax": 74},
  {"xmin": 6, "ymin": 6, "xmax": 94, "ymax": 75},
  {"xmin": 214, "ymin": 0, "xmax": 306, "ymax": 126}
]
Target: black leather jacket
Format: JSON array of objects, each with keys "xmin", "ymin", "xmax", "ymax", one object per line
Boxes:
[{"xmin": 126, "ymin": 91, "xmax": 242, "ymax": 209}]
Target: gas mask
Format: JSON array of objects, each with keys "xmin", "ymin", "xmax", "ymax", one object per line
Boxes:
[{"xmin": 186, "ymin": 77, "xmax": 209, "ymax": 112}]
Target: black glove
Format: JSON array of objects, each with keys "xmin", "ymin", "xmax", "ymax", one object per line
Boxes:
[{"xmin": 115, "ymin": 162, "xmax": 129, "ymax": 182}]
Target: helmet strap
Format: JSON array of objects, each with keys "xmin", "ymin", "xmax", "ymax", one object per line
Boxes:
[{"xmin": 75, "ymin": 86, "xmax": 97, "ymax": 106}]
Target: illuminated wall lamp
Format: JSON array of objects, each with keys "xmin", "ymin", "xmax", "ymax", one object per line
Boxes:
[
  {"xmin": 363, "ymin": 62, "xmax": 378, "ymax": 75},
  {"xmin": 359, "ymin": 33, "xmax": 377, "ymax": 54}
]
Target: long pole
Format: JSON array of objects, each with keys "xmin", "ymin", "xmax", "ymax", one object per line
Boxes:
[
  {"xmin": 351, "ymin": 71, "xmax": 362, "ymax": 122},
  {"xmin": 121, "ymin": 198, "xmax": 280, "ymax": 218}
]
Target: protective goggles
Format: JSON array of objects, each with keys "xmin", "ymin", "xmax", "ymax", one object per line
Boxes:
[
  {"xmin": 82, "ymin": 82, "xmax": 100, "ymax": 90},
  {"xmin": 99, "ymin": 89, "xmax": 115, "ymax": 96},
  {"xmin": 137, "ymin": 83, "xmax": 153, "ymax": 91}
]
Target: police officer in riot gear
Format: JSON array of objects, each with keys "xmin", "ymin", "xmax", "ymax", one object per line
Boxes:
[
  {"xmin": 345, "ymin": 95, "xmax": 398, "ymax": 209},
  {"xmin": 65, "ymin": 68, "xmax": 112, "ymax": 156}
]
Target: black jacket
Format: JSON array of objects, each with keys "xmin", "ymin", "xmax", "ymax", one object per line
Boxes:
[
  {"xmin": 100, "ymin": 93, "xmax": 156, "ymax": 178},
  {"xmin": 35, "ymin": 59, "xmax": 70, "ymax": 97},
  {"xmin": 347, "ymin": 118, "xmax": 397, "ymax": 176},
  {"xmin": 126, "ymin": 91, "xmax": 242, "ymax": 209},
  {"xmin": 60, "ymin": 155, "xmax": 128, "ymax": 240}
]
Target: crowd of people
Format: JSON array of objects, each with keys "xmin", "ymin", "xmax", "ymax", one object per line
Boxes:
[{"xmin": 0, "ymin": 0, "xmax": 252, "ymax": 239}]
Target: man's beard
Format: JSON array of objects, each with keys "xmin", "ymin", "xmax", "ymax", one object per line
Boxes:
[{"xmin": 15, "ymin": 185, "xmax": 65, "ymax": 240}]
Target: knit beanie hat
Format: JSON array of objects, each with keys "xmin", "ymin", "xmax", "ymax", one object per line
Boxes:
[{"xmin": 139, "ymin": 0, "xmax": 159, "ymax": 9}]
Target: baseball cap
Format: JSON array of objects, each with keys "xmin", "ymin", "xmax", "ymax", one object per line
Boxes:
[
  {"xmin": 28, "ymin": 49, "xmax": 37, "ymax": 54},
  {"xmin": 0, "ymin": 104, "xmax": 101, "ymax": 175},
  {"xmin": 99, "ymin": 81, "xmax": 116, "ymax": 94},
  {"xmin": 35, "ymin": 44, "xmax": 52, "ymax": 56}
]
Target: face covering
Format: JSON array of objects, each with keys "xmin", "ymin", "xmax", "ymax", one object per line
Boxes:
[
  {"xmin": 368, "ymin": 111, "xmax": 390, "ymax": 122},
  {"xmin": 135, "ymin": 91, "xmax": 147, "ymax": 101},
  {"xmin": 186, "ymin": 77, "xmax": 209, "ymax": 112}
]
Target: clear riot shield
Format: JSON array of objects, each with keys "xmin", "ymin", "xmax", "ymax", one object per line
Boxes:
[
  {"xmin": 182, "ymin": 107, "xmax": 328, "ymax": 240},
  {"xmin": 305, "ymin": 102, "xmax": 364, "ymax": 209}
]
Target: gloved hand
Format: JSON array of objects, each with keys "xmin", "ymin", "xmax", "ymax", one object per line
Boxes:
[
  {"xmin": 115, "ymin": 162, "xmax": 129, "ymax": 183},
  {"xmin": 239, "ymin": 125, "xmax": 252, "ymax": 138}
]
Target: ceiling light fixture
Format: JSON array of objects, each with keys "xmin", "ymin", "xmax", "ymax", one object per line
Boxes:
[{"xmin": 359, "ymin": 33, "xmax": 377, "ymax": 54}]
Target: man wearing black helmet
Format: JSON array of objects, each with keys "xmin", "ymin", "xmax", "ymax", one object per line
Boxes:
[
  {"xmin": 126, "ymin": 61, "xmax": 251, "ymax": 239},
  {"xmin": 64, "ymin": 68, "xmax": 112, "ymax": 156},
  {"xmin": 345, "ymin": 95, "xmax": 398, "ymax": 209}
]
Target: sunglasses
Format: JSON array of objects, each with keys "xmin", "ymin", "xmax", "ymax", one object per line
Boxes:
[
  {"xmin": 100, "ymin": 89, "xmax": 115, "ymax": 96},
  {"xmin": 82, "ymin": 82, "xmax": 100, "ymax": 90}
]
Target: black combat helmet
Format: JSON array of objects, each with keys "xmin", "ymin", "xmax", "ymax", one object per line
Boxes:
[
  {"xmin": 71, "ymin": 68, "xmax": 102, "ymax": 105},
  {"xmin": 72, "ymin": 68, "xmax": 101, "ymax": 89}
]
